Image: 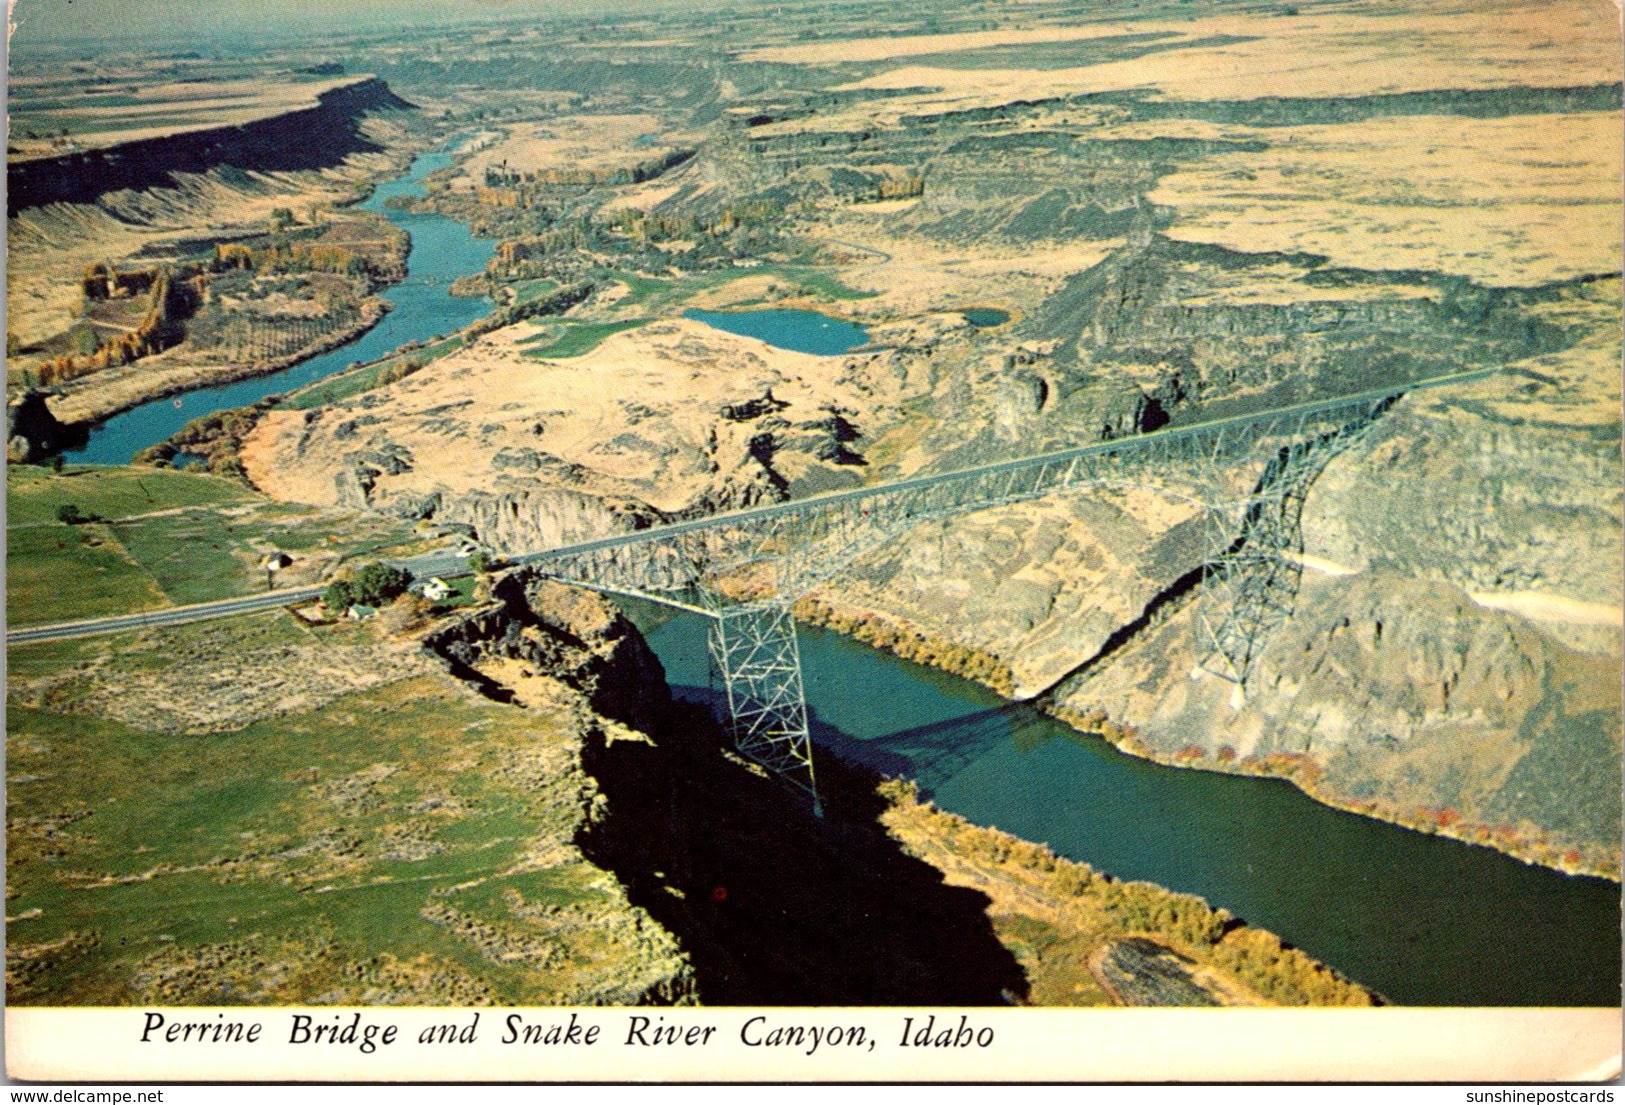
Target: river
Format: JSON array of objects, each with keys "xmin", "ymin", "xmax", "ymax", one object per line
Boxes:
[
  {"xmin": 627, "ymin": 601, "xmax": 1622, "ymax": 1007},
  {"xmin": 64, "ymin": 146, "xmax": 496, "ymax": 465}
]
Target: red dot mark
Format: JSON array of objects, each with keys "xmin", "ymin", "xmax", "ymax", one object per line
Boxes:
[{"xmin": 712, "ymin": 886, "xmax": 729, "ymax": 902}]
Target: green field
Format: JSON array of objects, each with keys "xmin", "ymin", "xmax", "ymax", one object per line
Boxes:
[
  {"xmin": 4, "ymin": 522, "xmax": 169, "ymax": 624},
  {"xmin": 6, "ymin": 636, "xmax": 684, "ymax": 1005},
  {"xmin": 6, "ymin": 456, "xmax": 687, "ymax": 1004},
  {"xmin": 520, "ymin": 319, "xmax": 650, "ymax": 359},
  {"xmin": 285, "ymin": 334, "xmax": 467, "ymax": 410},
  {"xmin": 6, "ymin": 465, "xmax": 254, "ymax": 525},
  {"xmin": 6, "ymin": 467, "xmax": 421, "ymax": 625},
  {"xmin": 510, "ymin": 277, "xmax": 561, "ymax": 304}
]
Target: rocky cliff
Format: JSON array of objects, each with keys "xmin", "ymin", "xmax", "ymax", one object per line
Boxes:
[
  {"xmin": 5, "ymin": 389, "xmax": 80, "ymax": 462},
  {"xmin": 810, "ymin": 280, "xmax": 1621, "ymax": 878},
  {"xmin": 1050, "ymin": 298, "xmax": 1623, "ymax": 877},
  {"xmin": 7, "ymin": 77, "xmax": 414, "ymax": 216},
  {"xmin": 427, "ymin": 575, "xmax": 1379, "ymax": 1005},
  {"xmin": 426, "ymin": 570, "xmax": 672, "ymax": 738}
]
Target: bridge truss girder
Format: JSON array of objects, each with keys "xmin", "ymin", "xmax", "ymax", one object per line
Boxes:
[{"xmin": 523, "ymin": 385, "xmax": 1413, "ymax": 803}]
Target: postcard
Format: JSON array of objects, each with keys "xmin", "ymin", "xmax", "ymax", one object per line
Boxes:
[{"xmin": 5, "ymin": 0, "xmax": 1621, "ymax": 1084}]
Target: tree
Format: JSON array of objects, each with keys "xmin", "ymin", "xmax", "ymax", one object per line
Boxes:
[
  {"xmin": 56, "ymin": 503, "xmax": 86, "ymax": 525},
  {"xmin": 270, "ymin": 207, "xmax": 295, "ymax": 232},
  {"xmin": 354, "ymin": 562, "xmax": 413, "ymax": 606},
  {"xmin": 323, "ymin": 579, "xmax": 356, "ymax": 613},
  {"xmin": 468, "ymin": 551, "xmax": 492, "ymax": 574}
]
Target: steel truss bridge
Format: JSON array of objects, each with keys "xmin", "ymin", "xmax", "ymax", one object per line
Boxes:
[{"xmin": 516, "ymin": 369, "xmax": 1496, "ymax": 810}]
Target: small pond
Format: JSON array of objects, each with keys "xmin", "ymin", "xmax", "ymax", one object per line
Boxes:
[
  {"xmin": 683, "ymin": 308, "xmax": 869, "ymax": 356},
  {"xmin": 960, "ymin": 307, "xmax": 1011, "ymax": 327}
]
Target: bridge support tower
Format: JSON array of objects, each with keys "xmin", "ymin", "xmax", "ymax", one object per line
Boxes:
[{"xmin": 708, "ymin": 602, "xmax": 821, "ymax": 814}]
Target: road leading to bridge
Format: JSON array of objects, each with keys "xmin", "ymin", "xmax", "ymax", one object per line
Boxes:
[{"xmin": 6, "ymin": 549, "xmax": 473, "ymax": 645}]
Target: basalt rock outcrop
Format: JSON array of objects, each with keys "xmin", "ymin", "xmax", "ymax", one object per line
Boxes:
[
  {"xmin": 8, "ymin": 77, "xmax": 414, "ymax": 216},
  {"xmin": 5, "ymin": 389, "xmax": 79, "ymax": 462},
  {"xmin": 1051, "ymin": 336, "xmax": 1624, "ymax": 878},
  {"xmin": 426, "ymin": 569, "xmax": 671, "ymax": 736}
]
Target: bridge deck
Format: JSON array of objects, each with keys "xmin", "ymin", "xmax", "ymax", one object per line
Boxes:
[{"xmin": 515, "ymin": 367, "xmax": 1498, "ymax": 566}]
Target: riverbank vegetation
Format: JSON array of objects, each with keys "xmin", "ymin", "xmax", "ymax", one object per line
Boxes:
[
  {"xmin": 1053, "ymin": 701, "xmax": 1622, "ymax": 882},
  {"xmin": 878, "ymin": 780, "xmax": 1380, "ymax": 1007},
  {"xmin": 10, "ymin": 213, "xmax": 409, "ymax": 412}
]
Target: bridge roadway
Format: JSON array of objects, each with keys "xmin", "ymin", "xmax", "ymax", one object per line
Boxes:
[
  {"xmin": 5, "ymin": 548, "xmax": 473, "ymax": 645},
  {"xmin": 513, "ymin": 367, "xmax": 1499, "ymax": 580},
  {"xmin": 5, "ymin": 367, "xmax": 1498, "ymax": 646}
]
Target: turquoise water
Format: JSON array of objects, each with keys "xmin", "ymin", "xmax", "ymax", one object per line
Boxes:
[
  {"xmin": 632, "ymin": 604, "xmax": 1623, "ymax": 1007},
  {"xmin": 683, "ymin": 308, "xmax": 869, "ymax": 355},
  {"xmin": 960, "ymin": 307, "xmax": 1010, "ymax": 327},
  {"xmin": 65, "ymin": 147, "xmax": 495, "ymax": 464}
]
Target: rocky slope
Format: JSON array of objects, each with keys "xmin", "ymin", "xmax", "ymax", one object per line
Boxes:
[
  {"xmin": 202, "ymin": 0, "xmax": 1625, "ymax": 883},
  {"xmin": 240, "ymin": 314, "xmax": 943, "ymax": 544},
  {"xmin": 808, "ymin": 281, "xmax": 1622, "ymax": 878},
  {"xmin": 6, "ymin": 76, "xmax": 418, "ymax": 374},
  {"xmin": 1049, "ymin": 287, "xmax": 1623, "ymax": 877}
]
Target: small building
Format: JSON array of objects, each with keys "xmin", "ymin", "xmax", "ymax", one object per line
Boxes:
[
  {"xmin": 421, "ymin": 577, "xmax": 454, "ymax": 602},
  {"xmin": 346, "ymin": 604, "xmax": 378, "ymax": 620}
]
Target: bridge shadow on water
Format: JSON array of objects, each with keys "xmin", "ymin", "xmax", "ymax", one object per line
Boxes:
[
  {"xmin": 577, "ymin": 683, "xmax": 1030, "ymax": 1005},
  {"xmin": 810, "ymin": 698, "xmax": 1057, "ymax": 800}
]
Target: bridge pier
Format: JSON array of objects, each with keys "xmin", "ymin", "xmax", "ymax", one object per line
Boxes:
[
  {"xmin": 708, "ymin": 602, "xmax": 821, "ymax": 814},
  {"xmin": 1197, "ymin": 420, "xmax": 1375, "ymax": 686}
]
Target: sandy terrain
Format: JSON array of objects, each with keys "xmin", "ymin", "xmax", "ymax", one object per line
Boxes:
[
  {"xmin": 598, "ymin": 177, "xmax": 691, "ymax": 215},
  {"xmin": 1468, "ymin": 591, "xmax": 1624, "ymax": 628},
  {"xmin": 826, "ymin": 2, "xmax": 1621, "ymax": 105},
  {"xmin": 816, "ymin": 229, "xmax": 1116, "ymax": 318},
  {"xmin": 743, "ymin": 22, "xmax": 1190, "ymax": 66},
  {"xmin": 1151, "ymin": 112, "xmax": 1623, "ymax": 287},
  {"xmin": 241, "ymin": 316, "xmax": 928, "ymax": 519}
]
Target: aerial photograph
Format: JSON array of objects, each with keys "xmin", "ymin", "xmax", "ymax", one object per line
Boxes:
[{"xmin": 4, "ymin": 0, "xmax": 1621, "ymax": 1068}]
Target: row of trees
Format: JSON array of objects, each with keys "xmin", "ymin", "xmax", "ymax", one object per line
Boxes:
[
  {"xmin": 495, "ymin": 223, "xmax": 594, "ymax": 267},
  {"xmin": 323, "ymin": 563, "xmax": 414, "ymax": 613},
  {"xmin": 81, "ymin": 261, "xmax": 157, "ymax": 301},
  {"xmin": 885, "ymin": 779, "xmax": 1376, "ymax": 1007},
  {"xmin": 216, "ymin": 240, "xmax": 375, "ymax": 279},
  {"xmin": 35, "ymin": 269, "xmax": 200, "ymax": 387},
  {"xmin": 606, "ymin": 197, "xmax": 785, "ymax": 245},
  {"xmin": 188, "ymin": 305, "xmax": 359, "ymax": 361}
]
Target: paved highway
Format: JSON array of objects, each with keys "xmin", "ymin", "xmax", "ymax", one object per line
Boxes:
[{"xmin": 6, "ymin": 549, "xmax": 472, "ymax": 646}]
